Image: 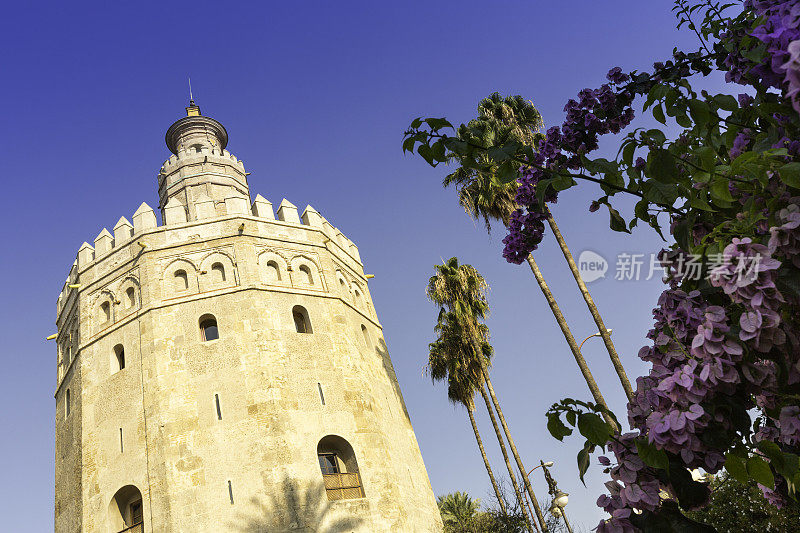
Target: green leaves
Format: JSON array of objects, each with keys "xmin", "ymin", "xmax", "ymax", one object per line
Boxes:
[
  {"xmin": 688, "ymin": 98, "xmax": 711, "ymax": 128},
  {"xmin": 635, "ymin": 438, "xmax": 669, "ymax": 471},
  {"xmin": 647, "ymin": 148, "xmax": 678, "ymax": 183},
  {"xmin": 577, "ymin": 440, "xmax": 594, "ymax": 485},
  {"xmin": 779, "ymin": 161, "xmax": 800, "ymax": 189},
  {"xmin": 547, "ymin": 413, "xmax": 572, "ymax": 441},
  {"xmin": 747, "ymin": 456, "xmax": 775, "ymax": 490},
  {"xmin": 710, "ymin": 178, "xmax": 734, "ymax": 203},
  {"xmin": 605, "ymin": 203, "xmax": 630, "ymax": 233},
  {"xmin": 578, "ymin": 413, "xmax": 614, "ymax": 446},
  {"xmin": 724, "ymin": 453, "xmax": 749, "ymax": 483}
]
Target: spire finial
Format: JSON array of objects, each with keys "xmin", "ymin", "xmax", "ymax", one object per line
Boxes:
[{"xmin": 185, "ymin": 79, "xmax": 201, "ymax": 117}]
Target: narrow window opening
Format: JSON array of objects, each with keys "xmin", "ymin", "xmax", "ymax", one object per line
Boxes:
[
  {"xmin": 318, "ymin": 452, "xmax": 340, "ymax": 474},
  {"xmin": 318, "ymin": 383, "xmax": 325, "ymax": 405},
  {"xmin": 266, "ymin": 260, "xmax": 281, "ymax": 281},
  {"xmin": 100, "ymin": 301, "xmax": 111, "ymax": 323},
  {"xmin": 200, "ymin": 314, "xmax": 219, "ymax": 341},
  {"xmin": 175, "ymin": 269, "xmax": 189, "ymax": 291},
  {"xmin": 119, "ymin": 428, "xmax": 124, "ymax": 453},
  {"xmin": 113, "ymin": 344, "xmax": 125, "ymax": 373},
  {"xmin": 299, "ymin": 264, "xmax": 313, "ymax": 284},
  {"xmin": 215, "ymin": 394, "xmax": 222, "ymax": 420},
  {"xmin": 125, "ymin": 287, "xmax": 136, "ymax": 309},
  {"xmin": 361, "ymin": 325, "xmax": 370, "ymax": 347},
  {"xmin": 130, "ymin": 500, "xmax": 143, "ymax": 526},
  {"xmin": 228, "ymin": 480, "xmax": 234, "ymax": 504},
  {"xmin": 65, "ymin": 389, "xmax": 71, "ymax": 417},
  {"xmin": 211, "ymin": 262, "xmax": 226, "ymax": 283},
  {"xmin": 292, "ymin": 305, "xmax": 312, "ymax": 334}
]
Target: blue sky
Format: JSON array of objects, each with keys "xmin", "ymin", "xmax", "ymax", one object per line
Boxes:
[{"xmin": 0, "ymin": 1, "xmax": 729, "ymax": 530}]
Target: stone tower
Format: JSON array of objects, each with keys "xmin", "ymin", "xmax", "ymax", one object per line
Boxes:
[{"xmin": 53, "ymin": 101, "xmax": 443, "ymax": 532}]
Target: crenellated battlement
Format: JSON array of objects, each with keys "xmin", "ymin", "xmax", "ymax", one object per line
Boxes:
[
  {"xmin": 58, "ymin": 194, "xmax": 362, "ymax": 315},
  {"xmin": 158, "ymin": 146, "xmax": 245, "ymax": 182}
]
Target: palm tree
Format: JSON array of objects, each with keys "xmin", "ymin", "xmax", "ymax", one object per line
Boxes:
[
  {"xmin": 437, "ymin": 491, "xmax": 480, "ymax": 528},
  {"xmin": 428, "ymin": 259, "xmax": 547, "ymax": 532},
  {"xmin": 428, "ymin": 320, "xmax": 509, "ymax": 516},
  {"xmin": 442, "ymin": 94, "xmax": 631, "ymax": 409}
]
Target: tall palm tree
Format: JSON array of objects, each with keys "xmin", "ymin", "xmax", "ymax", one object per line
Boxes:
[
  {"xmin": 437, "ymin": 491, "xmax": 480, "ymax": 528},
  {"xmin": 429, "ymin": 314, "xmax": 526, "ymax": 525},
  {"xmin": 442, "ymin": 94, "xmax": 631, "ymax": 409},
  {"xmin": 428, "ymin": 259, "xmax": 547, "ymax": 532}
]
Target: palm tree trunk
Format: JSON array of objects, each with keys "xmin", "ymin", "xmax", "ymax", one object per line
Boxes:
[
  {"xmin": 525, "ymin": 254, "xmax": 617, "ymax": 430},
  {"xmin": 481, "ymin": 371, "xmax": 548, "ymax": 532},
  {"xmin": 545, "ymin": 211, "xmax": 634, "ymax": 401},
  {"xmin": 478, "ymin": 385, "xmax": 538, "ymax": 533},
  {"xmin": 467, "ymin": 403, "xmax": 507, "ymax": 516}
]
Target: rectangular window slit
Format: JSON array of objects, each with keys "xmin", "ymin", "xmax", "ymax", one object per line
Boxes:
[
  {"xmin": 119, "ymin": 428, "xmax": 123, "ymax": 453},
  {"xmin": 215, "ymin": 393, "xmax": 222, "ymax": 420},
  {"xmin": 318, "ymin": 382, "xmax": 325, "ymax": 405},
  {"xmin": 228, "ymin": 480, "xmax": 234, "ymax": 504}
]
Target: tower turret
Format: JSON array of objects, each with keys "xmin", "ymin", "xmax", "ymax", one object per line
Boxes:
[{"xmin": 158, "ymin": 101, "xmax": 250, "ymax": 222}]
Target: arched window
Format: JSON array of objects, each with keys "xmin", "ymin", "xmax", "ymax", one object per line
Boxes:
[
  {"xmin": 339, "ymin": 278, "xmax": 347, "ymax": 291},
  {"xmin": 299, "ymin": 264, "xmax": 313, "ymax": 284},
  {"xmin": 199, "ymin": 314, "xmax": 219, "ymax": 341},
  {"xmin": 354, "ymin": 289, "xmax": 364, "ymax": 309},
  {"xmin": 361, "ymin": 324, "xmax": 371, "ymax": 347},
  {"xmin": 125, "ymin": 287, "xmax": 136, "ymax": 309},
  {"xmin": 266, "ymin": 260, "xmax": 281, "ymax": 282},
  {"xmin": 292, "ymin": 305, "xmax": 312, "ymax": 334},
  {"xmin": 108, "ymin": 485, "xmax": 143, "ymax": 531},
  {"xmin": 65, "ymin": 388, "xmax": 71, "ymax": 417},
  {"xmin": 211, "ymin": 262, "xmax": 226, "ymax": 283},
  {"xmin": 113, "ymin": 344, "xmax": 125, "ymax": 373},
  {"xmin": 175, "ymin": 269, "xmax": 189, "ymax": 291},
  {"xmin": 100, "ymin": 301, "xmax": 111, "ymax": 323},
  {"xmin": 317, "ymin": 435, "xmax": 364, "ymax": 500}
]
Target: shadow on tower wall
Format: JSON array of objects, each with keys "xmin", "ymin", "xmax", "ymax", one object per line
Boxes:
[
  {"xmin": 375, "ymin": 338, "xmax": 411, "ymax": 423},
  {"xmin": 231, "ymin": 476, "xmax": 364, "ymax": 533}
]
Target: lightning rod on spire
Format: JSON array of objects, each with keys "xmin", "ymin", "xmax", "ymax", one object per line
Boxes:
[{"xmin": 188, "ymin": 77, "xmax": 194, "ymax": 105}]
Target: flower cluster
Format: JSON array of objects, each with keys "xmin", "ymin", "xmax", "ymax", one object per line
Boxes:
[
  {"xmin": 502, "ymin": 68, "xmax": 637, "ymax": 263},
  {"xmin": 724, "ymin": 1, "xmax": 800, "ymax": 112},
  {"xmin": 596, "ymin": 434, "xmax": 662, "ymax": 533},
  {"xmin": 769, "ymin": 201, "xmax": 800, "ymax": 267},
  {"xmin": 630, "ymin": 297, "xmax": 737, "ymax": 471},
  {"xmin": 709, "ymin": 238, "xmax": 785, "ymax": 352}
]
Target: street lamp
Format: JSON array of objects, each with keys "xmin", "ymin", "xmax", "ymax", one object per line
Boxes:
[
  {"xmin": 526, "ymin": 461, "xmax": 574, "ymax": 533},
  {"xmin": 578, "ymin": 328, "xmax": 613, "ymax": 351}
]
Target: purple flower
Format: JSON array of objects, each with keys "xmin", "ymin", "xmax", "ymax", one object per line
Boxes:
[
  {"xmin": 607, "ymin": 66, "xmax": 630, "ymax": 84},
  {"xmin": 729, "ymin": 130, "xmax": 752, "ymax": 160}
]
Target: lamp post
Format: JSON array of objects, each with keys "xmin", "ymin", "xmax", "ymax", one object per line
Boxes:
[
  {"xmin": 578, "ymin": 328, "xmax": 613, "ymax": 352},
  {"xmin": 527, "ymin": 461, "xmax": 574, "ymax": 533}
]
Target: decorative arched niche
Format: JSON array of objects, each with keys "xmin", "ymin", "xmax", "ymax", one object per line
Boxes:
[
  {"xmin": 199, "ymin": 252, "xmax": 235, "ymax": 291},
  {"xmin": 163, "ymin": 258, "xmax": 197, "ymax": 296},
  {"xmin": 107, "ymin": 485, "xmax": 143, "ymax": 532},
  {"xmin": 258, "ymin": 251, "xmax": 288, "ymax": 285},
  {"xmin": 290, "ymin": 255, "xmax": 322, "ymax": 289},
  {"xmin": 118, "ymin": 277, "xmax": 140, "ymax": 313},
  {"xmin": 317, "ymin": 435, "xmax": 365, "ymax": 500}
]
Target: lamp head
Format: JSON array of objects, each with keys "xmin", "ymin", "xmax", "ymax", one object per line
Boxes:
[
  {"xmin": 543, "ymin": 461, "xmax": 554, "ymax": 468},
  {"xmin": 553, "ymin": 490, "xmax": 569, "ymax": 508}
]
